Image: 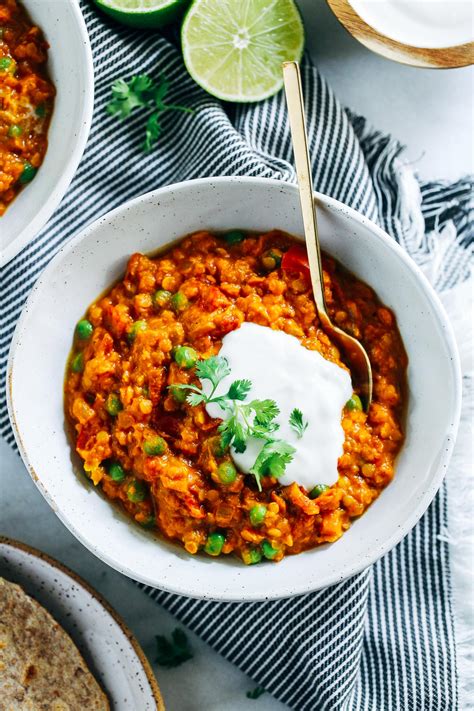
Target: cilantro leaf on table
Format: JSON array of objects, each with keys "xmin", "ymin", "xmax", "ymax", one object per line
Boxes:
[
  {"xmin": 107, "ymin": 73, "xmax": 194, "ymax": 152},
  {"xmin": 246, "ymin": 686, "xmax": 266, "ymax": 699},
  {"xmin": 155, "ymin": 628, "xmax": 193, "ymax": 668},
  {"xmin": 289, "ymin": 407, "xmax": 308, "ymax": 438}
]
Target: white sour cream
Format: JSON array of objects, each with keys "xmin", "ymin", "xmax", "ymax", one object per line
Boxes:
[{"xmin": 205, "ymin": 322, "xmax": 353, "ymax": 489}]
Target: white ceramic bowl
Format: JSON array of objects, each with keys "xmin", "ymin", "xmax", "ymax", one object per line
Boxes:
[
  {"xmin": 1, "ymin": 0, "xmax": 94, "ymax": 265},
  {"xmin": 7, "ymin": 177, "xmax": 462, "ymax": 601}
]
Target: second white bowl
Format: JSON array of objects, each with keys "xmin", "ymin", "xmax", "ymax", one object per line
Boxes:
[{"xmin": 1, "ymin": 0, "xmax": 94, "ymax": 265}]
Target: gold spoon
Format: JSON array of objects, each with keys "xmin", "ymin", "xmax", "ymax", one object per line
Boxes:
[{"xmin": 282, "ymin": 60, "xmax": 373, "ymax": 411}]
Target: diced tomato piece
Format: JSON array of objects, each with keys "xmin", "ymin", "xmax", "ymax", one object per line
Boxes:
[{"xmin": 281, "ymin": 244, "xmax": 310, "ymax": 274}]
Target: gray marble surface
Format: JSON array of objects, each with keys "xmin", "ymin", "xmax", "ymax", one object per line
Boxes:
[{"xmin": 1, "ymin": 2, "xmax": 472, "ymax": 710}]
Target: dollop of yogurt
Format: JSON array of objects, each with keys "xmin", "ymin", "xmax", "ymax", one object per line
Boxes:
[{"xmin": 205, "ymin": 322, "xmax": 353, "ymax": 489}]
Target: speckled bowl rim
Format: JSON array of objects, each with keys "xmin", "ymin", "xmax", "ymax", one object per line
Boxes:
[
  {"xmin": 7, "ymin": 176, "xmax": 462, "ymax": 601},
  {"xmin": 0, "ymin": 536, "xmax": 165, "ymax": 710}
]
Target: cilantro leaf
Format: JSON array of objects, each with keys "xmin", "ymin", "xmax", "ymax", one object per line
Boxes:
[
  {"xmin": 227, "ymin": 379, "xmax": 252, "ymax": 401},
  {"xmin": 251, "ymin": 399, "xmax": 280, "ymax": 426},
  {"xmin": 195, "ymin": 356, "xmax": 231, "ymax": 391},
  {"xmin": 218, "ymin": 416, "xmax": 247, "ymax": 453},
  {"xmin": 247, "ymin": 686, "xmax": 266, "ymax": 699},
  {"xmin": 144, "ymin": 111, "xmax": 161, "ymax": 153},
  {"xmin": 155, "ymin": 628, "xmax": 193, "ymax": 668},
  {"xmin": 289, "ymin": 408, "xmax": 308, "ymax": 438},
  {"xmin": 186, "ymin": 391, "xmax": 207, "ymax": 407},
  {"xmin": 107, "ymin": 75, "xmax": 152, "ymax": 119},
  {"xmin": 218, "ymin": 423, "xmax": 234, "ymax": 453},
  {"xmin": 106, "ymin": 73, "xmax": 194, "ymax": 152},
  {"xmin": 250, "ymin": 440, "xmax": 296, "ymax": 490}
]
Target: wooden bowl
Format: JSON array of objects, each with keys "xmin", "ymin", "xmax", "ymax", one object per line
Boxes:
[{"xmin": 327, "ymin": 0, "xmax": 474, "ymax": 68}]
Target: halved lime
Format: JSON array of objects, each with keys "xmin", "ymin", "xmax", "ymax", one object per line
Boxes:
[
  {"xmin": 181, "ymin": 0, "xmax": 305, "ymax": 102},
  {"xmin": 94, "ymin": 0, "xmax": 190, "ymax": 28}
]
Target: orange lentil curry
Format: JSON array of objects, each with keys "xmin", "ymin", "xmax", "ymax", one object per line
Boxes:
[
  {"xmin": 64, "ymin": 231, "xmax": 407, "ymax": 565},
  {"xmin": 0, "ymin": 0, "xmax": 55, "ymax": 215}
]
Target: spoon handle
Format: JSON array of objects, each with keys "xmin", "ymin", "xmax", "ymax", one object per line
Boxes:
[{"xmin": 282, "ymin": 61, "xmax": 327, "ymax": 319}]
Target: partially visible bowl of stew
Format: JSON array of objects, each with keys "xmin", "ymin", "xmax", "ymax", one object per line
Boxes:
[
  {"xmin": 7, "ymin": 177, "xmax": 461, "ymax": 600},
  {"xmin": 1, "ymin": 0, "xmax": 93, "ymax": 265}
]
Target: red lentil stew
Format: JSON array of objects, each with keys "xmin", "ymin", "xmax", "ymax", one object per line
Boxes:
[
  {"xmin": 64, "ymin": 231, "xmax": 407, "ymax": 565},
  {"xmin": 0, "ymin": 0, "xmax": 55, "ymax": 215}
]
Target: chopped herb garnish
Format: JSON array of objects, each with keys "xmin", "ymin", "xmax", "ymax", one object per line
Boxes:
[
  {"xmin": 106, "ymin": 73, "xmax": 194, "ymax": 152},
  {"xmin": 246, "ymin": 686, "xmax": 266, "ymax": 699},
  {"xmin": 249, "ymin": 440, "xmax": 295, "ymax": 490},
  {"xmin": 289, "ymin": 407, "xmax": 308, "ymax": 438},
  {"xmin": 155, "ymin": 628, "xmax": 193, "ymax": 668},
  {"xmin": 169, "ymin": 355, "xmax": 296, "ymax": 490}
]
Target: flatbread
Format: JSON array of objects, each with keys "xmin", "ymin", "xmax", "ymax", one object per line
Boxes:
[{"xmin": 0, "ymin": 576, "xmax": 109, "ymax": 710}]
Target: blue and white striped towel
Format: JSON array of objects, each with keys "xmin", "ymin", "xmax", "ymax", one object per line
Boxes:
[{"xmin": 1, "ymin": 4, "xmax": 472, "ymax": 710}]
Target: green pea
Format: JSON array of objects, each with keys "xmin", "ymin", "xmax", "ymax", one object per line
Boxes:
[
  {"xmin": 242, "ymin": 548, "xmax": 262, "ymax": 565},
  {"xmin": 153, "ymin": 289, "xmax": 172, "ymax": 308},
  {"xmin": 35, "ymin": 103, "xmax": 46, "ymax": 118},
  {"xmin": 261, "ymin": 249, "xmax": 282, "ymax": 271},
  {"xmin": 217, "ymin": 461, "xmax": 237, "ymax": 484},
  {"xmin": 204, "ymin": 532, "xmax": 225, "ymax": 557},
  {"xmin": 126, "ymin": 479, "xmax": 147, "ymax": 503},
  {"xmin": 70, "ymin": 352, "xmax": 84, "ymax": 373},
  {"xmin": 7, "ymin": 124, "xmax": 22, "ymax": 138},
  {"xmin": 127, "ymin": 320, "xmax": 147, "ymax": 343},
  {"xmin": 346, "ymin": 394, "xmax": 363, "ymax": 411},
  {"xmin": 174, "ymin": 346, "xmax": 198, "ymax": 369},
  {"xmin": 108, "ymin": 461, "xmax": 125, "ymax": 482},
  {"xmin": 19, "ymin": 162, "xmax": 37, "ymax": 184},
  {"xmin": 143, "ymin": 436, "xmax": 167, "ymax": 456},
  {"xmin": 169, "ymin": 385, "xmax": 187, "ymax": 403},
  {"xmin": 105, "ymin": 393, "xmax": 122, "ymax": 416},
  {"xmin": 76, "ymin": 319, "xmax": 93, "ymax": 340},
  {"xmin": 262, "ymin": 540, "xmax": 279, "ymax": 560},
  {"xmin": 0, "ymin": 57, "xmax": 13, "ymax": 72},
  {"xmin": 223, "ymin": 230, "xmax": 245, "ymax": 245},
  {"xmin": 170, "ymin": 292, "xmax": 188, "ymax": 313},
  {"xmin": 139, "ymin": 514, "xmax": 156, "ymax": 528},
  {"xmin": 309, "ymin": 484, "xmax": 329, "ymax": 500},
  {"xmin": 249, "ymin": 504, "xmax": 267, "ymax": 527}
]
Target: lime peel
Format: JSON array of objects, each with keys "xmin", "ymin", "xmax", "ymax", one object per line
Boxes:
[{"xmin": 94, "ymin": 0, "xmax": 190, "ymax": 28}]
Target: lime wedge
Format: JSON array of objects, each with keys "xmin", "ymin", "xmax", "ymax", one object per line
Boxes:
[
  {"xmin": 94, "ymin": 0, "xmax": 190, "ymax": 28},
  {"xmin": 181, "ymin": 0, "xmax": 305, "ymax": 102}
]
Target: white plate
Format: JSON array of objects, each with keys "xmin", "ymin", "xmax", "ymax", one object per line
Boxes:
[
  {"xmin": 348, "ymin": 0, "xmax": 474, "ymax": 49},
  {"xmin": 0, "ymin": 538, "xmax": 164, "ymax": 710},
  {"xmin": 1, "ymin": 0, "xmax": 94, "ymax": 265},
  {"xmin": 7, "ymin": 177, "xmax": 462, "ymax": 601}
]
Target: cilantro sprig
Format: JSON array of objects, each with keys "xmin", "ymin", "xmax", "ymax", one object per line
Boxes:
[
  {"xmin": 155, "ymin": 628, "xmax": 193, "ymax": 668},
  {"xmin": 247, "ymin": 686, "xmax": 266, "ymax": 699},
  {"xmin": 289, "ymin": 408, "xmax": 308, "ymax": 438},
  {"xmin": 170, "ymin": 355, "xmax": 296, "ymax": 490},
  {"xmin": 107, "ymin": 73, "xmax": 194, "ymax": 152}
]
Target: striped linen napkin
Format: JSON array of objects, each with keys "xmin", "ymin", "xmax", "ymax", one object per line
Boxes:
[{"xmin": 1, "ymin": 5, "xmax": 472, "ymax": 710}]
